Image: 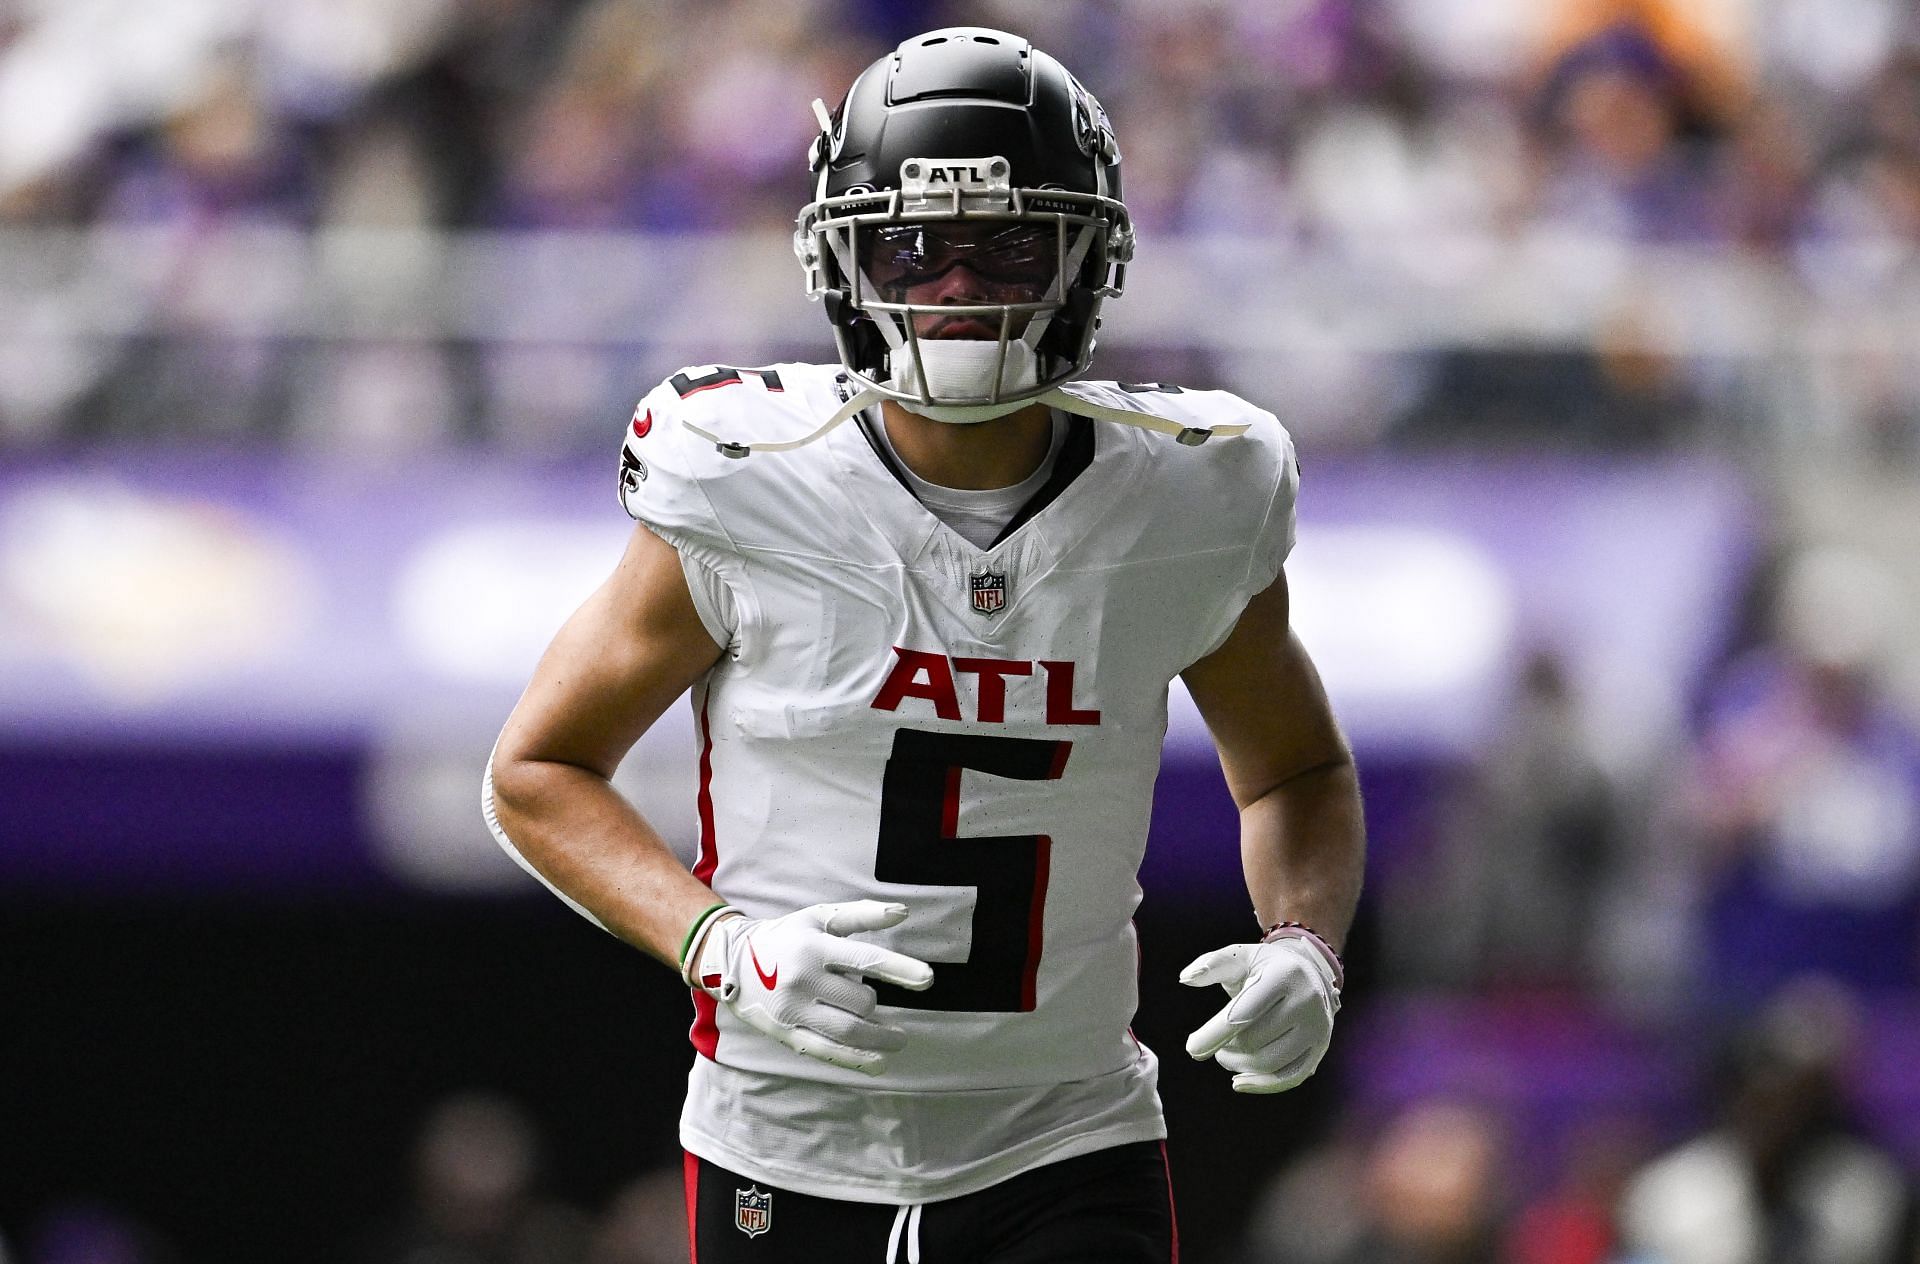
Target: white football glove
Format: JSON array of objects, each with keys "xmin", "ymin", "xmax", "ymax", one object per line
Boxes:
[
  {"xmin": 687, "ymin": 900, "xmax": 934, "ymax": 1075},
  {"xmin": 1181, "ymin": 935, "xmax": 1341, "ymax": 1093}
]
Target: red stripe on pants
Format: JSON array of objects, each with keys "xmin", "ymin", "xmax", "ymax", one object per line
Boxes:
[
  {"xmin": 1161, "ymin": 1139, "xmax": 1180, "ymax": 1262},
  {"xmin": 683, "ymin": 1150, "xmax": 700, "ymax": 1263}
]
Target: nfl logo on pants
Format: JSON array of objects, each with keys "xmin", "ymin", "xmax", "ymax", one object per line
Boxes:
[{"xmin": 734, "ymin": 1185, "xmax": 772, "ymax": 1238}]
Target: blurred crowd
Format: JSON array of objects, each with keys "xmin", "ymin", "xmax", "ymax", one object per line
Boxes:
[
  {"xmin": 1329, "ymin": 536, "xmax": 1920, "ymax": 1264},
  {"xmin": 0, "ymin": 1093, "xmax": 691, "ymax": 1264},
  {"xmin": 0, "ymin": 0, "xmax": 1917, "ymax": 450},
  {"xmin": 1235, "ymin": 980, "xmax": 1919, "ymax": 1264},
  {"xmin": 5, "ymin": 0, "xmax": 1917, "ymax": 248},
  {"xmin": 1378, "ymin": 540, "xmax": 1920, "ymax": 1014}
]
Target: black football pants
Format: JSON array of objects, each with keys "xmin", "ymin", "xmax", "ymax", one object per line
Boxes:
[{"xmin": 685, "ymin": 1138, "xmax": 1178, "ymax": 1262}]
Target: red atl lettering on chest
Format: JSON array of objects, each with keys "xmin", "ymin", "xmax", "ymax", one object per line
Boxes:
[
  {"xmin": 1039, "ymin": 660, "xmax": 1102, "ymax": 725},
  {"xmin": 870, "ymin": 648, "xmax": 962, "ymax": 720},
  {"xmin": 870, "ymin": 647, "xmax": 1102, "ymax": 726},
  {"xmin": 952, "ymin": 657, "xmax": 1031, "ymax": 723}
]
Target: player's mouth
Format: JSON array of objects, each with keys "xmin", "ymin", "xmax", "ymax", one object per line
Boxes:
[{"xmin": 924, "ymin": 316, "xmax": 999, "ymax": 340}]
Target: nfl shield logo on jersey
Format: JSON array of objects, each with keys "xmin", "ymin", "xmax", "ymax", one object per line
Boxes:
[
  {"xmin": 734, "ymin": 1185, "xmax": 772, "ymax": 1238},
  {"xmin": 970, "ymin": 569, "xmax": 1007, "ymax": 617}
]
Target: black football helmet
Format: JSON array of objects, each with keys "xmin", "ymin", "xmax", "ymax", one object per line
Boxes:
[{"xmin": 794, "ymin": 28, "xmax": 1133, "ymax": 420}]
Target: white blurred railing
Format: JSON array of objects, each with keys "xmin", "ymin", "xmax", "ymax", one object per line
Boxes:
[{"xmin": 1, "ymin": 225, "xmax": 1916, "ymax": 455}]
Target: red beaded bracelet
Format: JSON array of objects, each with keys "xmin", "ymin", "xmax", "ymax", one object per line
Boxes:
[{"xmin": 1261, "ymin": 920, "xmax": 1345, "ymax": 990}]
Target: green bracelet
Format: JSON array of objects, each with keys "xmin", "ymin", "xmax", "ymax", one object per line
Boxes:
[{"xmin": 677, "ymin": 901, "xmax": 735, "ymax": 973}]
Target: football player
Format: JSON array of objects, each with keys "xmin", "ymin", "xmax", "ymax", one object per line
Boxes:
[{"xmin": 486, "ymin": 27, "xmax": 1364, "ymax": 1264}]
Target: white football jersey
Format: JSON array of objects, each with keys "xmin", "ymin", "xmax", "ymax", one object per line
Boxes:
[{"xmin": 617, "ymin": 362, "xmax": 1298, "ymax": 1203}]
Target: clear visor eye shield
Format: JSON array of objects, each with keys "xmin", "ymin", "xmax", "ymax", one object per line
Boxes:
[{"xmin": 795, "ymin": 154, "xmax": 1132, "ymax": 420}]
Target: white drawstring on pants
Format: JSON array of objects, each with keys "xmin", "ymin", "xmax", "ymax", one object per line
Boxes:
[{"xmin": 885, "ymin": 1203, "xmax": 923, "ymax": 1263}]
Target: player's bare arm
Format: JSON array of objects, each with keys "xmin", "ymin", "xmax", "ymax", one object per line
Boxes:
[
  {"xmin": 1182, "ymin": 570, "xmax": 1364, "ymax": 944},
  {"xmin": 490, "ymin": 522, "xmax": 935, "ymax": 1074},
  {"xmin": 489, "ymin": 522, "xmax": 727, "ymax": 966},
  {"xmin": 1178, "ymin": 569, "xmax": 1365, "ymax": 1093}
]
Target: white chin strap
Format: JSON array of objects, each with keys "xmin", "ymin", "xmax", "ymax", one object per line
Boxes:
[{"xmin": 885, "ymin": 339, "xmax": 1041, "ymax": 424}]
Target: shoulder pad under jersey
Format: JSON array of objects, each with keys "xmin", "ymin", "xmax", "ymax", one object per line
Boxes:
[
  {"xmin": 1070, "ymin": 379, "xmax": 1300, "ymax": 580},
  {"xmin": 617, "ymin": 362, "xmax": 848, "ymax": 554}
]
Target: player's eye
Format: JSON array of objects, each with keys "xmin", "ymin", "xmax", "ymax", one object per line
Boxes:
[
  {"xmin": 974, "ymin": 226, "xmax": 1052, "ymax": 262},
  {"xmin": 969, "ymin": 228, "xmax": 1054, "ymax": 280}
]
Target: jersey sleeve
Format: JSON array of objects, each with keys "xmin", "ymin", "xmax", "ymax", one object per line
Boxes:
[
  {"xmin": 1246, "ymin": 418, "xmax": 1301, "ymax": 596},
  {"xmin": 1184, "ymin": 399, "xmax": 1303, "ymax": 663},
  {"xmin": 617, "ymin": 378, "xmax": 744, "ymax": 648}
]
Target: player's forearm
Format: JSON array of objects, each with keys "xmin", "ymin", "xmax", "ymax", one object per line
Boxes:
[
  {"xmin": 1236, "ymin": 754, "xmax": 1365, "ymax": 950},
  {"xmin": 488, "ymin": 754, "xmax": 720, "ymax": 968}
]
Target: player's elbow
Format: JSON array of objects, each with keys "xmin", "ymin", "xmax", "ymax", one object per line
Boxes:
[
  {"xmin": 481, "ymin": 747, "xmax": 618, "ymax": 936},
  {"xmin": 483, "ymin": 723, "xmax": 560, "ymax": 821},
  {"xmin": 485, "ymin": 747, "xmax": 564, "ymax": 839},
  {"xmin": 485, "ymin": 742, "xmax": 622, "ymax": 846},
  {"xmin": 483, "ymin": 747, "xmax": 533, "ymax": 848}
]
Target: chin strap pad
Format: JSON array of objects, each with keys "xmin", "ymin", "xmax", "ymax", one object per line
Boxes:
[
  {"xmin": 1036, "ymin": 387, "xmax": 1251, "ymax": 446},
  {"xmin": 675, "ymin": 383, "xmax": 1250, "ymax": 459},
  {"xmin": 679, "ymin": 386, "xmax": 886, "ymax": 458}
]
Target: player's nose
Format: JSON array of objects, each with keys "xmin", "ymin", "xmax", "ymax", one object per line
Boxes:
[{"xmin": 925, "ymin": 260, "xmax": 993, "ymax": 302}]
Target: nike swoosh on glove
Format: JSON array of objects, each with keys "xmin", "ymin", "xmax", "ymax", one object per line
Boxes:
[
  {"xmin": 1180, "ymin": 937, "xmax": 1341, "ymax": 1093},
  {"xmin": 690, "ymin": 900, "xmax": 934, "ymax": 1075}
]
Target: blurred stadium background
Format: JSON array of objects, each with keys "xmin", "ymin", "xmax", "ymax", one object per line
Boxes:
[{"xmin": 4, "ymin": 0, "xmax": 1920, "ymax": 1260}]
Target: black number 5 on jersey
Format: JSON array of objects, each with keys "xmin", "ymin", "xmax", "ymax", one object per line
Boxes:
[{"xmin": 871, "ymin": 728, "xmax": 1069, "ymax": 1013}]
